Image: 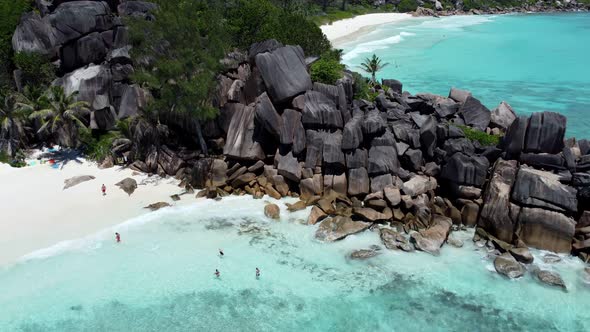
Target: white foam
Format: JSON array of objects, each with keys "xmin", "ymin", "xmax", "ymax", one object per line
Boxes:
[{"xmin": 342, "ymin": 31, "xmax": 413, "ymax": 61}]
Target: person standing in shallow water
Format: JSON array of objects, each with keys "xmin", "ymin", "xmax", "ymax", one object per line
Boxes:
[
  {"xmin": 215, "ymin": 269, "xmax": 220, "ymax": 278},
  {"xmin": 115, "ymin": 232, "xmax": 121, "ymax": 243},
  {"xmin": 218, "ymin": 249, "xmax": 224, "ymax": 257},
  {"xmin": 256, "ymin": 267, "xmax": 260, "ymax": 279},
  {"xmin": 101, "ymin": 184, "xmax": 106, "ymax": 196}
]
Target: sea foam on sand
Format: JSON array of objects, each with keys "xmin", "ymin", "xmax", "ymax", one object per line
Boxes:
[{"xmin": 320, "ymin": 13, "xmax": 413, "ymax": 46}]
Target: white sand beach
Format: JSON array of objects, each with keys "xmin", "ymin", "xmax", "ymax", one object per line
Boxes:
[
  {"xmin": 0, "ymin": 151, "xmax": 193, "ymax": 266},
  {"xmin": 320, "ymin": 13, "xmax": 413, "ymax": 46}
]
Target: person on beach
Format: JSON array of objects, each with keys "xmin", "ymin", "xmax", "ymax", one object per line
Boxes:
[
  {"xmin": 215, "ymin": 269, "xmax": 220, "ymax": 278},
  {"xmin": 115, "ymin": 232, "xmax": 121, "ymax": 243},
  {"xmin": 256, "ymin": 267, "xmax": 260, "ymax": 279},
  {"xmin": 219, "ymin": 249, "xmax": 224, "ymax": 257},
  {"xmin": 101, "ymin": 184, "xmax": 106, "ymax": 196}
]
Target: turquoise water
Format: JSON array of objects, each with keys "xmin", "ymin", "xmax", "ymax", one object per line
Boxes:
[
  {"xmin": 1, "ymin": 196, "xmax": 590, "ymax": 331},
  {"xmin": 340, "ymin": 13, "xmax": 590, "ymax": 138}
]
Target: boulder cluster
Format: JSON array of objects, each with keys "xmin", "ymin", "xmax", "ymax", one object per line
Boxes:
[
  {"xmin": 12, "ymin": 1, "xmax": 154, "ymax": 136},
  {"xmin": 174, "ymin": 39, "xmax": 589, "ymax": 265}
]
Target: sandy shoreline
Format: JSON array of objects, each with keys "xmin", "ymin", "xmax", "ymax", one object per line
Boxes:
[
  {"xmin": 320, "ymin": 13, "xmax": 414, "ymax": 46},
  {"xmin": 0, "ymin": 152, "xmax": 193, "ymax": 266}
]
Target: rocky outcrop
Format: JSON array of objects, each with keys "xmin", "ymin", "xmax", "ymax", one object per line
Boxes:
[
  {"xmin": 410, "ymin": 215, "xmax": 452, "ymax": 255},
  {"xmin": 116, "ymin": 177, "xmax": 137, "ymax": 196},
  {"xmin": 223, "ymin": 105, "xmax": 265, "ymax": 160}
]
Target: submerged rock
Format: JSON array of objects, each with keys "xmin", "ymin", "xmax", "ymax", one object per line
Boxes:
[
  {"xmin": 380, "ymin": 228, "xmax": 413, "ymax": 251},
  {"xmin": 63, "ymin": 175, "xmax": 95, "ymax": 190},
  {"xmin": 315, "ymin": 216, "xmax": 371, "ymax": 242},
  {"xmin": 542, "ymin": 253, "xmax": 562, "ymax": 264},
  {"xmin": 349, "ymin": 249, "xmax": 381, "ymax": 260},
  {"xmin": 494, "ymin": 252, "xmax": 524, "ymax": 279},
  {"xmin": 264, "ymin": 203, "xmax": 280, "ymax": 220},
  {"xmin": 144, "ymin": 202, "xmax": 171, "ymax": 211},
  {"xmin": 535, "ymin": 270, "xmax": 567, "ymax": 290}
]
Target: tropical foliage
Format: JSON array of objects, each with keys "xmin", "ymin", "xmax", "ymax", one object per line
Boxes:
[
  {"xmin": 310, "ymin": 49, "xmax": 345, "ymax": 84},
  {"xmin": 27, "ymin": 86, "xmax": 90, "ymax": 147},
  {"xmin": 458, "ymin": 125, "xmax": 501, "ymax": 146},
  {"xmin": 0, "ymin": 94, "xmax": 29, "ymax": 156},
  {"xmin": 360, "ymin": 54, "xmax": 389, "ymax": 84}
]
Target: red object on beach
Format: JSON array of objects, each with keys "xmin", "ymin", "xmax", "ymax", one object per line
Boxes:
[{"xmin": 48, "ymin": 159, "xmax": 55, "ymax": 164}]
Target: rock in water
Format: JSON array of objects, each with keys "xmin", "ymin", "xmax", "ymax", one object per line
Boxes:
[
  {"xmin": 509, "ymin": 247, "xmax": 534, "ymax": 264},
  {"xmin": 144, "ymin": 202, "xmax": 171, "ymax": 211},
  {"xmin": 410, "ymin": 215, "xmax": 452, "ymax": 255},
  {"xmin": 307, "ymin": 206, "xmax": 327, "ymax": 225},
  {"xmin": 63, "ymin": 175, "xmax": 95, "ymax": 189},
  {"xmin": 494, "ymin": 253, "xmax": 524, "ymax": 279},
  {"xmin": 315, "ymin": 216, "xmax": 371, "ymax": 242},
  {"xmin": 349, "ymin": 249, "xmax": 380, "ymax": 260},
  {"xmin": 116, "ymin": 178, "xmax": 138, "ymax": 196},
  {"xmin": 542, "ymin": 253, "xmax": 562, "ymax": 264},
  {"xmin": 264, "ymin": 204, "xmax": 280, "ymax": 220},
  {"xmin": 380, "ymin": 228, "xmax": 413, "ymax": 251},
  {"xmin": 536, "ymin": 270, "xmax": 566, "ymax": 290},
  {"xmin": 447, "ymin": 236, "xmax": 464, "ymax": 248}
]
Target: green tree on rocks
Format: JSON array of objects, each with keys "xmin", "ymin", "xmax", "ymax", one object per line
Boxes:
[
  {"xmin": 360, "ymin": 54, "xmax": 389, "ymax": 84},
  {"xmin": 0, "ymin": 93, "xmax": 30, "ymax": 156}
]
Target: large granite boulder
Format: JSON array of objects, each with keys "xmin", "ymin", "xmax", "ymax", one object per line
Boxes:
[
  {"xmin": 280, "ymin": 109, "xmax": 302, "ymax": 146},
  {"xmin": 420, "ymin": 115, "xmax": 437, "ymax": 158},
  {"xmin": 302, "ymin": 91, "xmax": 343, "ymax": 129},
  {"xmin": 348, "ymin": 167, "xmax": 370, "ymax": 196},
  {"xmin": 255, "ymin": 92, "xmax": 282, "ymax": 139},
  {"xmin": 368, "ymin": 145, "xmax": 400, "ymax": 176},
  {"xmin": 535, "ymin": 269, "xmax": 566, "ymax": 290},
  {"xmin": 248, "ymin": 39, "xmax": 283, "ymax": 62},
  {"xmin": 441, "ymin": 152, "xmax": 489, "ymax": 187},
  {"xmin": 362, "ymin": 110, "xmax": 386, "ymax": 136},
  {"xmin": 402, "ymin": 175, "xmax": 437, "ymax": 197},
  {"xmin": 478, "ymin": 159, "xmax": 518, "ymax": 243},
  {"xmin": 458, "ymin": 96, "xmax": 491, "ymax": 130},
  {"xmin": 342, "ymin": 115, "xmax": 363, "ymax": 150},
  {"xmin": 517, "ymin": 207, "xmax": 575, "ymax": 253},
  {"xmin": 410, "ymin": 215, "xmax": 452, "ymax": 255},
  {"xmin": 315, "ymin": 216, "xmax": 371, "ymax": 242},
  {"xmin": 323, "ymin": 131, "xmax": 345, "ymax": 168},
  {"xmin": 345, "ymin": 148, "xmax": 368, "ymax": 169},
  {"xmin": 13, "ymin": 1, "xmax": 113, "ymax": 57},
  {"xmin": 255, "ymin": 45, "xmax": 312, "ymax": 103},
  {"xmin": 223, "ymin": 105, "xmax": 265, "ymax": 160},
  {"xmin": 448, "ymin": 87, "xmax": 472, "ymax": 104},
  {"xmin": 116, "ymin": 177, "xmax": 138, "ymax": 196},
  {"xmin": 504, "ymin": 112, "xmax": 567, "ymax": 158},
  {"xmin": 512, "ymin": 166, "xmax": 578, "ymax": 213},
  {"xmin": 118, "ymin": 84, "xmax": 150, "ymax": 119},
  {"xmin": 381, "ymin": 79, "xmax": 402, "ymax": 94},
  {"xmin": 277, "ymin": 151, "xmax": 301, "ymax": 182},
  {"xmin": 490, "ymin": 101, "xmax": 516, "ymax": 130}
]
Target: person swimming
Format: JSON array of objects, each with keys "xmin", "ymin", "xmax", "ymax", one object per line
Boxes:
[
  {"xmin": 215, "ymin": 269, "xmax": 220, "ymax": 278},
  {"xmin": 115, "ymin": 232, "xmax": 121, "ymax": 243},
  {"xmin": 219, "ymin": 249, "xmax": 224, "ymax": 257},
  {"xmin": 256, "ymin": 267, "xmax": 260, "ymax": 279}
]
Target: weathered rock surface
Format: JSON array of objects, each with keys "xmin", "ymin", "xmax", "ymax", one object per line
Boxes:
[
  {"xmin": 402, "ymin": 175, "xmax": 437, "ymax": 197},
  {"xmin": 380, "ymin": 228, "xmax": 413, "ymax": 251},
  {"xmin": 491, "ymin": 101, "xmax": 516, "ymax": 130},
  {"xmin": 255, "ymin": 45, "xmax": 312, "ymax": 103},
  {"xmin": 459, "ymin": 96, "xmax": 491, "ymax": 130},
  {"xmin": 223, "ymin": 105, "xmax": 265, "ymax": 160},
  {"xmin": 517, "ymin": 207, "xmax": 575, "ymax": 253},
  {"xmin": 509, "ymin": 247, "xmax": 534, "ymax": 264},
  {"xmin": 349, "ymin": 249, "xmax": 380, "ymax": 260},
  {"xmin": 410, "ymin": 215, "xmax": 452, "ymax": 255},
  {"xmin": 315, "ymin": 216, "xmax": 371, "ymax": 242},
  {"xmin": 63, "ymin": 175, "xmax": 95, "ymax": 189},
  {"xmin": 535, "ymin": 269, "xmax": 566, "ymax": 290},
  {"xmin": 116, "ymin": 178, "xmax": 138, "ymax": 196},
  {"xmin": 264, "ymin": 203, "xmax": 280, "ymax": 220},
  {"xmin": 494, "ymin": 252, "xmax": 524, "ymax": 279},
  {"xmin": 512, "ymin": 166, "xmax": 578, "ymax": 213},
  {"xmin": 144, "ymin": 202, "xmax": 171, "ymax": 211}
]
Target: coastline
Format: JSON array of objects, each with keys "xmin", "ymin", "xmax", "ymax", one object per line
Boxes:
[
  {"xmin": 0, "ymin": 153, "xmax": 191, "ymax": 266},
  {"xmin": 320, "ymin": 7, "xmax": 589, "ymax": 47},
  {"xmin": 320, "ymin": 13, "xmax": 414, "ymax": 47}
]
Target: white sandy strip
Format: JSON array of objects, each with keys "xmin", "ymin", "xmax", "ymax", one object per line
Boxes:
[
  {"xmin": 0, "ymin": 157, "xmax": 193, "ymax": 266},
  {"xmin": 321, "ymin": 13, "xmax": 413, "ymax": 46}
]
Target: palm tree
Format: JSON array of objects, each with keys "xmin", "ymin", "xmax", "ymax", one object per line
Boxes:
[
  {"xmin": 0, "ymin": 94, "xmax": 30, "ymax": 157},
  {"xmin": 28, "ymin": 86, "xmax": 90, "ymax": 148},
  {"xmin": 360, "ymin": 54, "xmax": 389, "ymax": 84}
]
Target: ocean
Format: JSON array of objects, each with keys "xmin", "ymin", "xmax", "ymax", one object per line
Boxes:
[
  {"xmin": 1, "ymin": 196, "xmax": 589, "ymax": 331},
  {"xmin": 339, "ymin": 13, "xmax": 590, "ymax": 139}
]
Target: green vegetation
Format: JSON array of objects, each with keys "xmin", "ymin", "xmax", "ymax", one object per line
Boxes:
[
  {"xmin": 0, "ymin": 0, "xmax": 32, "ymax": 98},
  {"xmin": 458, "ymin": 125, "xmax": 501, "ymax": 146},
  {"xmin": 360, "ymin": 54, "xmax": 389, "ymax": 83},
  {"xmin": 227, "ymin": 0, "xmax": 330, "ymax": 56},
  {"xmin": 13, "ymin": 51, "xmax": 55, "ymax": 90},
  {"xmin": 80, "ymin": 130, "xmax": 122, "ymax": 162},
  {"xmin": 397, "ymin": 0, "xmax": 419, "ymax": 12},
  {"xmin": 0, "ymin": 93, "xmax": 30, "ymax": 156},
  {"xmin": 27, "ymin": 86, "xmax": 90, "ymax": 147},
  {"xmin": 310, "ymin": 49, "xmax": 345, "ymax": 84}
]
